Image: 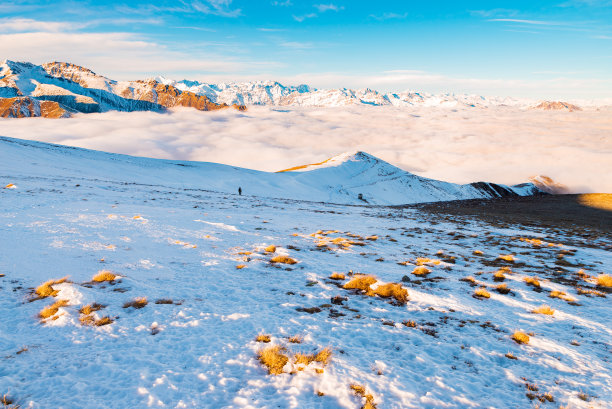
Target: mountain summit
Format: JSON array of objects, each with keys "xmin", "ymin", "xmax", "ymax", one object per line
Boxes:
[{"xmin": 0, "ymin": 60, "xmax": 246, "ymax": 118}]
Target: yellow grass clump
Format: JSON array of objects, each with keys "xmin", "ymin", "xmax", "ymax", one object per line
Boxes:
[
  {"xmin": 549, "ymin": 290, "xmax": 575, "ymax": 302},
  {"xmin": 365, "ymin": 235, "xmax": 378, "ymax": 241},
  {"xmin": 498, "ymin": 254, "xmax": 515, "ymax": 262},
  {"xmin": 350, "ymin": 384, "xmax": 377, "ymax": 409},
  {"xmin": 473, "ymin": 250, "xmax": 483, "ymax": 255},
  {"xmin": 532, "ymin": 305, "xmax": 555, "ymax": 315},
  {"xmin": 79, "ymin": 303, "xmax": 105, "ymax": 315},
  {"xmin": 524, "ymin": 277, "xmax": 541, "ymax": 288},
  {"xmin": 495, "ymin": 283, "xmax": 511, "ymax": 294},
  {"xmin": 287, "ymin": 335, "xmax": 302, "ymax": 344},
  {"xmin": 415, "ymin": 258, "xmax": 440, "ymax": 266},
  {"xmin": 39, "ymin": 299, "xmax": 69, "ymax": 319},
  {"xmin": 92, "ymin": 270, "xmax": 117, "ymax": 283},
  {"xmin": 1, "ymin": 393, "xmax": 19, "ymax": 409},
  {"xmin": 329, "ymin": 272, "xmax": 346, "ymax": 280},
  {"xmin": 235, "ymin": 264, "xmax": 247, "ymax": 269},
  {"xmin": 412, "ymin": 266, "xmax": 431, "ymax": 276},
  {"xmin": 35, "ymin": 277, "xmax": 68, "ymax": 298},
  {"xmin": 493, "ymin": 270, "xmax": 506, "ymax": 282},
  {"xmin": 123, "ymin": 297, "xmax": 148, "ymax": 309},
  {"xmin": 258, "ymin": 346, "xmax": 289, "ymax": 375},
  {"xmin": 512, "ymin": 331, "xmax": 530, "ymax": 344},
  {"xmin": 372, "ymin": 283, "xmax": 408, "ymax": 305},
  {"xmin": 270, "ymin": 255, "xmax": 297, "ymax": 265},
  {"xmin": 474, "ymin": 287, "xmax": 491, "ymax": 299},
  {"xmin": 256, "ymin": 334, "xmax": 271, "ymax": 343},
  {"xmin": 343, "ymin": 275, "xmax": 377, "ymax": 294},
  {"xmin": 596, "ymin": 274, "xmax": 612, "ymax": 287},
  {"xmin": 264, "ymin": 245, "xmax": 276, "ymax": 253}
]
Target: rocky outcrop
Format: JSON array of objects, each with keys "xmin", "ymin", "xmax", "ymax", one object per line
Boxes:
[
  {"xmin": 0, "ymin": 97, "xmax": 69, "ymax": 118},
  {"xmin": 533, "ymin": 101, "xmax": 582, "ymax": 112}
]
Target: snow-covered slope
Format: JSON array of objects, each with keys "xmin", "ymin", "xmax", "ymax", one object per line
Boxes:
[
  {"xmin": 0, "ymin": 137, "xmax": 542, "ymax": 205},
  {"xmin": 0, "ymin": 135, "xmax": 610, "ymax": 409}
]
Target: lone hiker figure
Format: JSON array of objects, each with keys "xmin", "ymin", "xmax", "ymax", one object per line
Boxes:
[{"xmin": 238, "ymin": 187, "xmax": 242, "ymax": 196}]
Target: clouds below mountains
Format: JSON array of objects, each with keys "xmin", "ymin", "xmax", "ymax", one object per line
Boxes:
[{"xmin": 1, "ymin": 106, "xmax": 610, "ymax": 193}]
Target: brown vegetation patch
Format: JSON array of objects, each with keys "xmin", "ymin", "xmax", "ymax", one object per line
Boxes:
[
  {"xmin": 123, "ymin": 297, "xmax": 148, "ymax": 309},
  {"xmin": 79, "ymin": 303, "xmax": 105, "ymax": 315},
  {"xmin": 549, "ymin": 290, "xmax": 575, "ymax": 302},
  {"xmin": 256, "ymin": 334, "xmax": 271, "ymax": 343},
  {"xmin": 154, "ymin": 298, "xmax": 174, "ymax": 304},
  {"xmin": 343, "ymin": 275, "xmax": 377, "ymax": 294},
  {"xmin": 495, "ymin": 284, "xmax": 512, "ymax": 294},
  {"xmin": 264, "ymin": 245, "xmax": 277, "ymax": 253}
]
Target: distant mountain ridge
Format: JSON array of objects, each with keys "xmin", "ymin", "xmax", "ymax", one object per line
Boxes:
[
  {"xmin": 0, "ymin": 60, "xmax": 246, "ymax": 118},
  {"xmin": 0, "ymin": 59, "xmax": 599, "ymax": 118}
]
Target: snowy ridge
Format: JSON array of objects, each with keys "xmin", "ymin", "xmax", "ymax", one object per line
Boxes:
[{"xmin": 0, "ymin": 136, "xmax": 542, "ymax": 205}]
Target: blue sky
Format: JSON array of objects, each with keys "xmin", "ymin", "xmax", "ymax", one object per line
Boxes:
[{"xmin": 1, "ymin": 0, "xmax": 611, "ymax": 98}]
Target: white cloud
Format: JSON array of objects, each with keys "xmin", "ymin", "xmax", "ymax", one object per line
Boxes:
[
  {"xmin": 488, "ymin": 18, "xmax": 567, "ymax": 26},
  {"xmin": 191, "ymin": 0, "xmax": 241, "ymax": 17},
  {"xmin": 293, "ymin": 13, "xmax": 317, "ymax": 22},
  {"xmin": 314, "ymin": 4, "xmax": 344, "ymax": 13},
  {"xmin": 0, "ymin": 107, "xmax": 610, "ymax": 193},
  {"xmin": 0, "ymin": 18, "xmax": 84, "ymax": 32},
  {"xmin": 369, "ymin": 12, "xmax": 408, "ymax": 21}
]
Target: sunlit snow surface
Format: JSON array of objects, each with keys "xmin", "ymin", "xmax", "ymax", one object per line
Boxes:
[{"xmin": 0, "ymin": 139, "xmax": 611, "ymax": 409}]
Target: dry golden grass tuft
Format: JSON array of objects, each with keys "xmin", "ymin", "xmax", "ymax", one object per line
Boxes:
[
  {"xmin": 549, "ymin": 290, "xmax": 575, "ymax": 302},
  {"xmin": 505, "ymin": 352, "xmax": 518, "ymax": 360},
  {"xmin": 35, "ymin": 277, "xmax": 68, "ymax": 298},
  {"xmin": 79, "ymin": 303, "xmax": 105, "ymax": 315},
  {"xmin": 512, "ymin": 331, "xmax": 530, "ymax": 344},
  {"xmin": 460, "ymin": 276, "xmax": 477, "ymax": 284},
  {"xmin": 343, "ymin": 274, "xmax": 377, "ymax": 293},
  {"xmin": 532, "ymin": 305, "xmax": 555, "ymax": 315},
  {"xmin": 257, "ymin": 345, "xmax": 289, "ymax": 375},
  {"xmin": 474, "ymin": 287, "xmax": 491, "ymax": 299},
  {"xmin": 313, "ymin": 347, "xmax": 332, "ymax": 366},
  {"xmin": 412, "ymin": 266, "xmax": 431, "ymax": 276},
  {"xmin": 524, "ymin": 277, "xmax": 541, "ymax": 288},
  {"xmin": 270, "ymin": 255, "xmax": 297, "ymax": 265},
  {"xmin": 39, "ymin": 299, "xmax": 69, "ymax": 319},
  {"xmin": 123, "ymin": 297, "xmax": 148, "ymax": 309},
  {"xmin": 372, "ymin": 283, "xmax": 408, "ymax": 305},
  {"xmin": 92, "ymin": 270, "xmax": 117, "ymax": 283},
  {"xmin": 287, "ymin": 335, "xmax": 302, "ymax": 344},
  {"xmin": 264, "ymin": 245, "xmax": 276, "ymax": 253},
  {"xmin": 596, "ymin": 274, "xmax": 612, "ymax": 287},
  {"xmin": 1, "ymin": 393, "xmax": 19, "ymax": 409},
  {"xmin": 79, "ymin": 314, "xmax": 113, "ymax": 327},
  {"xmin": 403, "ymin": 320, "xmax": 417, "ymax": 327},
  {"xmin": 235, "ymin": 264, "xmax": 247, "ymax": 269},
  {"xmin": 493, "ymin": 270, "xmax": 506, "ymax": 282},
  {"xmin": 415, "ymin": 257, "xmax": 441, "ymax": 266},
  {"xmin": 350, "ymin": 384, "xmax": 377, "ymax": 409},
  {"xmin": 495, "ymin": 284, "xmax": 511, "ymax": 294},
  {"xmin": 473, "ymin": 250, "xmax": 484, "ymax": 255},
  {"xmin": 365, "ymin": 235, "xmax": 378, "ymax": 241},
  {"xmin": 498, "ymin": 254, "xmax": 515, "ymax": 262},
  {"xmin": 256, "ymin": 334, "xmax": 271, "ymax": 343},
  {"xmin": 329, "ymin": 272, "xmax": 346, "ymax": 280}
]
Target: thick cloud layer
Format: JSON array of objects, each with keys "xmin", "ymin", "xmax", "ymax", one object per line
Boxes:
[{"xmin": 1, "ymin": 105, "xmax": 610, "ymax": 193}]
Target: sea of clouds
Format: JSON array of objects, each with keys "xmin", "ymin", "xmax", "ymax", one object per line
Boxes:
[{"xmin": 1, "ymin": 105, "xmax": 610, "ymax": 193}]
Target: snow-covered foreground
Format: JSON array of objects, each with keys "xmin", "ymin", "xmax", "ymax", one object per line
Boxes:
[{"xmin": 1, "ymin": 141, "xmax": 611, "ymax": 409}]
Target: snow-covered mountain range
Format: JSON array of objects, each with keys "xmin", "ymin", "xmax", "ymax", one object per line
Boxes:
[
  {"xmin": 0, "ymin": 59, "xmax": 599, "ymax": 118},
  {"xmin": 0, "ymin": 136, "xmax": 542, "ymax": 205}
]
